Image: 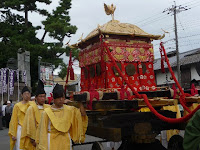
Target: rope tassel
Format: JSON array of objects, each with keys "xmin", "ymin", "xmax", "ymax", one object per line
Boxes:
[{"xmin": 159, "ymin": 43, "xmax": 165, "ymax": 73}]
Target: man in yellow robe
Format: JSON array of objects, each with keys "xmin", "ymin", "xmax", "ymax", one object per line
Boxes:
[
  {"xmin": 38, "ymin": 84, "xmax": 88, "ymax": 150},
  {"xmin": 20, "ymin": 80, "xmax": 50, "ymax": 150},
  {"xmin": 8, "ymin": 86, "xmax": 32, "ymax": 150}
]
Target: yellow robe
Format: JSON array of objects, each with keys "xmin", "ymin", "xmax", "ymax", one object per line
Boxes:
[
  {"xmin": 8, "ymin": 101, "xmax": 34, "ymax": 150},
  {"xmin": 183, "ymin": 103, "xmax": 199, "ymax": 116},
  {"xmin": 20, "ymin": 102, "xmax": 50, "ymax": 150},
  {"xmin": 163, "ymin": 105, "xmax": 181, "ymax": 141},
  {"xmin": 38, "ymin": 105, "xmax": 88, "ymax": 150}
]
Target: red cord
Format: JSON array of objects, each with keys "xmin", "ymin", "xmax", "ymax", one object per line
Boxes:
[
  {"xmin": 160, "ymin": 42, "xmax": 191, "ymax": 113},
  {"xmin": 142, "ymin": 94, "xmax": 200, "ymax": 123},
  {"xmin": 159, "ymin": 45, "xmax": 165, "ymax": 73},
  {"xmin": 102, "ymin": 39, "xmax": 200, "ymax": 123}
]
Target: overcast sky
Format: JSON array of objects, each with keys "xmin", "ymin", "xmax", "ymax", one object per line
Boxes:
[{"xmin": 29, "ymin": 0, "xmax": 200, "ymax": 74}]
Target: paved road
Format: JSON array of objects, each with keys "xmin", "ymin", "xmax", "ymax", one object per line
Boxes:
[
  {"xmin": 0, "ymin": 128, "xmax": 120, "ymax": 150},
  {"xmin": 0, "ymin": 128, "xmax": 10, "ymax": 150}
]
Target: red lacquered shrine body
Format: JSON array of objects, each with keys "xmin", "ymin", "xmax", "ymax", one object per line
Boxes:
[{"xmin": 78, "ymin": 20, "xmax": 162, "ymax": 92}]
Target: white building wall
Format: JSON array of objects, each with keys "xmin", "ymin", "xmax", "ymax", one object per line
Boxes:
[
  {"xmin": 155, "ymin": 70, "xmax": 177, "ymax": 85},
  {"xmin": 156, "ymin": 65, "xmax": 200, "ymax": 86},
  {"xmin": 191, "ymin": 65, "xmax": 200, "ymax": 80}
]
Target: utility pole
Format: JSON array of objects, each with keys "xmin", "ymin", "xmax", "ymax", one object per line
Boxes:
[{"xmin": 163, "ymin": 2, "xmax": 188, "ymax": 86}]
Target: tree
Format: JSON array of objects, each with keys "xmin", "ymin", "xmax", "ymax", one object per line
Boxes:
[
  {"xmin": 41, "ymin": 0, "xmax": 77, "ymax": 47},
  {"xmin": 0, "ymin": 0, "xmax": 78, "ymax": 91},
  {"xmin": 58, "ymin": 62, "xmax": 68, "ymax": 80},
  {"xmin": 0, "ymin": 0, "xmax": 51, "ymax": 26}
]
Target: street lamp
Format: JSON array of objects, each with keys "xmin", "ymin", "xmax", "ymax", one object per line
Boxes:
[{"xmin": 38, "ymin": 56, "xmax": 42, "ymax": 80}]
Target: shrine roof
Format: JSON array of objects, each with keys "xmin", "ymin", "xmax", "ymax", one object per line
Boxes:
[{"xmin": 74, "ymin": 20, "xmax": 164, "ymax": 47}]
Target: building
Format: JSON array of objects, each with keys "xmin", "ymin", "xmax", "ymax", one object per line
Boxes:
[
  {"xmin": 154, "ymin": 48, "xmax": 200, "ymax": 89},
  {"xmin": 53, "ymin": 74, "xmax": 80, "ymax": 92}
]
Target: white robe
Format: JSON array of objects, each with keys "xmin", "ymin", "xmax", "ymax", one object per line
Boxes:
[{"xmin": 15, "ymin": 125, "xmax": 23, "ymax": 150}]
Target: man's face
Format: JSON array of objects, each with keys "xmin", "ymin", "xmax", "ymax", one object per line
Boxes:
[
  {"xmin": 7, "ymin": 103, "xmax": 11, "ymax": 107},
  {"xmin": 54, "ymin": 95, "xmax": 64, "ymax": 108},
  {"xmin": 22, "ymin": 91, "xmax": 31, "ymax": 101},
  {"xmin": 36, "ymin": 94, "xmax": 46, "ymax": 105}
]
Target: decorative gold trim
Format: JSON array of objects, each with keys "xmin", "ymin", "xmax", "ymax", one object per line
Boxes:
[
  {"xmin": 114, "ymin": 54, "xmax": 124, "ymax": 60},
  {"xmin": 116, "ymin": 47, "xmax": 122, "ymax": 53},
  {"xmin": 74, "ymin": 20, "xmax": 163, "ymax": 47},
  {"xmin": 126, "ymin": 48, "xmax": 135, "ymax": 53}
]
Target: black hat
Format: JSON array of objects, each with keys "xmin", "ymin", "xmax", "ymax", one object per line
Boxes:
[
  {"xmin": 21, "ymin": 86, "xmax": 30, "ymax": 94},
  {"xmin": 53, "ymin": 84, "xmax": 64, "ymax": 99},
  {"xmin": 35, "ymin": 80, "xmax": 46, "ymax": 96}
]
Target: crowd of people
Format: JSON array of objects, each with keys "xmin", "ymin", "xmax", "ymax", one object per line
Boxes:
[
  {"xmin": 3, "ymin": 80, "xmax": 88, "ymax": 150},
  {"xmin": 0, "ymin": 100, "xmax": 14, "ymax": 129},
  {"xmin": 1, "ymin": 79, "xmax": 200, "ymax": 150}
]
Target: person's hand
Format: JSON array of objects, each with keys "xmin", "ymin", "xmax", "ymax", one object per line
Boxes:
[
  {"xmin": 78, "ymin": 102, "xmax": 87, "ymax": 116},
  {"xmin": 31, "ymin": 141, "xmax": 36, "ymax": 147},
  {"xmin": 64, "ymin": 99, "xmax": 72, "ymax": 104},
  {"xmin": 30, "ymin": 139, "xmax": 36, "ymax": 147},
  {"xmin": 12, "ymin": 136, "xmax": 17, "ymax": 141}
]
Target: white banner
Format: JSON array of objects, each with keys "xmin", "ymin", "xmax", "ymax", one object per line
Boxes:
[
  {"xmin": 3, "ymin": 68, "xmax": 7, "ymax": 93},
  {"xmin": 9, "ymin": 70, "xmax": 15, "ymax": 95},
  {"xmin": 0, "ymin": 69, "xmax": 3, "ymax": 94}
]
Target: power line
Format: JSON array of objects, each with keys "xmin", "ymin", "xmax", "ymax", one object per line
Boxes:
[
  {"xmin": 179, "ymin": 42, "xmax": 200, "ymax": 47},
  {"xmin": 187, "ymin": 0, "xmax": 200, "ymax": 7},
  {"xmin": 139, "ymin": 15, "xmax": 170, "ymax": 27},
  {"xmin": 133, "ymin": 9, "xmax": 172, "ymax": 27},
  {"xmin": 178, "ymin": 0, "xmax": 200, "ymax": 11},
  {"xmin": 179, "ymin": 33, "xmax": 200, "ymax": 39},
  {"xmin": 178, "ymin": 23, "xmax": 200, "ymax": 31},
  {"xmin": 133, "ymin": 1, "xmax": 199, "ymax": 31},
  {"xmin": 189, "ymin": 2, "xmax": 200, "ymax": 9},
  {"xmin": 130, "ymin": 0, "xmax": 199, "ymax": 32},
  {"xmin": 146, "ymin": 4, "xmax": 200, "ymax": 34},
  {"xmin": 153, "ymin": 33, "xmax": 200, "ymax": 46},
  {"xmin": 163, "ymin": 2, "xmax": 189, "ymax": 85},
  {"xmin": 177, "ymin": 14, "xmax": 194, "ymax": 49},
  {"xmin": 162, "ymin": 38, "xmax": 200, "ymax": 47},
  {"xmin": 134, "ymin": 11, "xmax": 164, "ymax": 24},
  {"xmin": 179, "ymin": 0, "xmax": 199, "ymax": 6},
  {"xmin": 164, "ymin": 19, "xmax": 200, "ymax": 31},
  {"xmin": 177, "ymin": 22, "xmax": 200, "ymax": 29},
  {"xmin": 154, "ymin": 38, "xmax": 200, "ymax": 49},
  {"xmin": 178, "ymin": 39, "xmax": 200, "ymax": 44}
]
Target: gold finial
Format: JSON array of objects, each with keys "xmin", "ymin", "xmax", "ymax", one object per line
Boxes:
[
  {"xmin": 161, "ymin": 28, "xmax": 169, "ymax": 34},
  {"xmin": 78, "ymin": 33, "xmax": 84, "ymax": 42},
  {"xmin": 74, "ymin": 33, "xmax": 84, "ymax": 47},
  {"xmin": 157, "ymin": 28, "xmax": 170, "ymax": 40},
  {"xmin": 162, "ymin": 28, "xmax": 170, "ymax": 37},
  {"xmin": 104, "ymin": 3, "xmax": 116, "ymax": 21},
  {"xmin": 157, "ymin": 34, "xmax": 165, "ymax": 40}
]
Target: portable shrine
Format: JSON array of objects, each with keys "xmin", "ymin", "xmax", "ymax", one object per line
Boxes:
[
  {"xmin": 78, "ymin": 20, "xmax": 164, "ymax": 92},
  {"xmin": 67, "ymin": 4, "xmax": 200, "ymax": 150}
]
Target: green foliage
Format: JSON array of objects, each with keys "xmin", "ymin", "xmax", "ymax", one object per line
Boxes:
[
  {"xmin": 0, "ymin": 0, "xmax": 78, "ymax": 91},
  {"xmin": 58, "ymin": 62, "xmax": 68, "ymax": 80},
  {"xmin": 1, "ymin": 0, "xmax": 51, "ymax": 14},
  {"xmin": 42, "ymin": 0, "xmax": 77, "ymax": 43}
]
